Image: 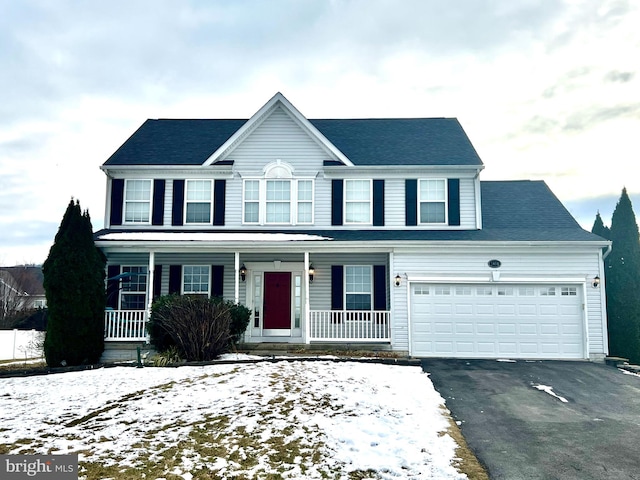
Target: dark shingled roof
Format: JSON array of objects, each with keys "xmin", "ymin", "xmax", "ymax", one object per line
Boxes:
[
  {"xmin": 103, "ymin": 118, "xmax": 483, "ymax": 167},
  {"xmin": 95, "ymin": 181, "xmax": 605, "ymax": 243}
]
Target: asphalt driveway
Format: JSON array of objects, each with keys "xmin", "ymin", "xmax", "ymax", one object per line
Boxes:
[{"xmin": 422, "ymin": 359, "xmax": 640, "ymax": 480}]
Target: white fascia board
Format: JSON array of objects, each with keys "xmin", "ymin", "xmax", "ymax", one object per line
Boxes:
[
  {"xmin": 323, "ymin": 165, "xmax": 483, "ymax": 179},
  {"xmin": 202, "ymin": 92, "xmax": 354, "ymax": 167},
  {"xmin": 391, "ymin": 240, "xmax": 611, "ymax": 252},
  {"xmin": 102, "ymin": 166, "xmax": 234, "ymax": 179}
]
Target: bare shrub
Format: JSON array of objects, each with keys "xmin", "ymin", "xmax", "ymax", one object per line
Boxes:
[{"xmin": 150, "ymin": 295, "xmax": 233, "ymax": 361}]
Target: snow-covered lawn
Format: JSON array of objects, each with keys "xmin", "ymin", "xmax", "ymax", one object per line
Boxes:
[{"xmin": 0, "ymin": 358, "xmax": 467, "ymax": 479}]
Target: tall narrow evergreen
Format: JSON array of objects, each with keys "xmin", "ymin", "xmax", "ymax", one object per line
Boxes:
[
  {"xmin": 591, "ymin": 211, "xmax": 610, "ymax": 239},
  {"xmin": 43, "ymin": 199, "xmax": 106, "ymax": 366},
  {"xmin": 606, "ymin": 188, "xmax": 640, "ymax": 362}
]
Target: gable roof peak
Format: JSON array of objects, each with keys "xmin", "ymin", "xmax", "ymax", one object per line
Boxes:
[{"xmin": 203, "ymin": 92, "xmax": 353, "ymax": 166}]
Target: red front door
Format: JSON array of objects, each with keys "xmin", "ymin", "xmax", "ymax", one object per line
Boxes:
[{"xmin": 263, "ymin": 272, "xmax": 292, "ymax": 330}]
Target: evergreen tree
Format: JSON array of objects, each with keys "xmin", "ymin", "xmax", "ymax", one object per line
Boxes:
[
  {"xmin": 43, "ymin": 199, "xmax": 106, "ymax": 366},
  {"xmin": 591, "ymin": 211, "xmax": 610, "ymax": 239},
  {"xmin": 606, "ymin": 188, "xmax": 640, "ymax": 362}
]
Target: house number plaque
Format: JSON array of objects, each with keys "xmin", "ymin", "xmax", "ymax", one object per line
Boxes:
[{"xmin": 488, "ymin": 259, "xmax": 501, "ymax": 268}]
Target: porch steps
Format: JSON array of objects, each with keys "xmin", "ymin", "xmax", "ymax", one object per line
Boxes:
[
  {"xmin": 237, "ymin": 342, "xmax": 396, "ymax": 357},
  {"xmin": 101, "ymin": 341, "xmax": 156, "ymax": 364}
]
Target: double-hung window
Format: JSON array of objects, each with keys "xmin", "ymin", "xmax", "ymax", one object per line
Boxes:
[
  {"xmin": 124, "ymin": 180, "xmax": 152, "ymax": 223},
  {"xmin": 183, "ymin": 266, "xmax": 210, "ymax": 296},
  {"xmin": 345, "ymin": 180, "xmax": 371, "ymax": 224},
  {"xmin": 244, "ymin": 180, "xmax": 260, "ymax": 224},
  {"xmin": 419, "ymin": 179, "xmax": 446, "ymax": 224},
  {"xmin": 185, "ymin": 180, "xmax": 212, "ymax": 224},
  {"xmin": 266, "ymin": 180, "xmax": 291, "ymax": 224},
  {"xmin": 120, "ymin": 266, "xmax": 147, "ymax": 310},
  {"xmin": 345, "ymin": 266, "xmax": 372, "ymax": 310},
  {"xmin": 297, "ymin": 180, "xmax": 313, "ymax": 224}
]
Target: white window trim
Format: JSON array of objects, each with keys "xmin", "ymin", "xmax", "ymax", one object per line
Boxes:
[
  {"xmin": 123, "ymin": 179, "xmax": 153, "ymax": 225},
  {"xmin": 119, "ymin": 265, "xmax": 148, "ymax": 310},
  {"xmin": 344, "ymin": 265, "xmax": 373, "ymax": 311},
  {"xmin": 344, "ymin": 179, "xmax": 373, "ymax": 225},
  {"xmin": 182, "ymin": 265, "xmax": 211, "ymax": 296},
  {"xmin": 242, "ymin": 178, "xmax": 315, "ymax": 226},
  {"xmin": 418, "ymin": 178, "xmax": 448, "ymax": 225},
  {"xmin": 184, "ymin": 179, "xmax": 214, "ymax": 225}
]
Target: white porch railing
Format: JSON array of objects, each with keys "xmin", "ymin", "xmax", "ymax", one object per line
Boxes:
[
  {"xmin": 309, "ymin": 310, "xmax": 391, "ymax": 342},
  {"xmin": 104, "ymin": 310, "xmax": 148, "ymax": 341}
]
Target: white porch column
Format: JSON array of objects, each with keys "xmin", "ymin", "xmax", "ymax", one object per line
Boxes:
[
  {"xmin": 146, "ymin": 250, "xmax": 155, "ymax": 342},
  {"xmin": 234, "ymin": 251, "xmax": 240, "ymax": 304},
  {"xmin": 304, "ymin": 251, "xmax": 311, "ymax": 344}
]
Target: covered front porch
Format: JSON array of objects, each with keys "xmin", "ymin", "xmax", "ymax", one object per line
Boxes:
[{"xmin": 102, "ymin": 247, "xmax": 395, "ymax": 345}]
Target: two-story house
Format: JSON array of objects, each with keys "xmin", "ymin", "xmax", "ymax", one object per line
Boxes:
[{"xmin": 95, "ymin": 93, "xmax": 610, "ymax": 360}]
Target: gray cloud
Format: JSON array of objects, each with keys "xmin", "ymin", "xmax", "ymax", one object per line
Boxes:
[
  {"xmin": 0, "ymin": 0, "xmax": 568, "ymax": 127},
  {"xmin": 563, "ymin": 103, "xmax": 640, "ymax": 132},
  {"xmin": 605, "ymin": 70, "xmax": 635, "ymax": 83}
]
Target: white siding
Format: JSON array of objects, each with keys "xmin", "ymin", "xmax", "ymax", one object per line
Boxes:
[
  {"xmin": 391, "ymin": 247, "xmax": 606, "ymax": 356},
  {"xmin": 307, "ymin": 253, "xmax": 389, "ymax": 311},
  {"xmin": 226, "ymin": 105, "xmax": 331, "ymax": 172},
  {"xmin": 459, "ymin": 177, "xmax": 476, "ymax": 228}
]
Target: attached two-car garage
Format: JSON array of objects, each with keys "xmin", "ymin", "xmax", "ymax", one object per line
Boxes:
[{"xmin": 409, "ymin": 283, "xmax": 586, "ymax": 359}]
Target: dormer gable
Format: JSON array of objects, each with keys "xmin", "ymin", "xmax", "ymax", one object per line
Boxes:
[{"xmin": 204, "ymin": 92, "xmax": 353, "ymax": 167}]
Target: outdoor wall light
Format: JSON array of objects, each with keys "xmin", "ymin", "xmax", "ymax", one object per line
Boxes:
[
  {"xmin": 592, "ymin": 275, "xmax": 600, "ymax": 288},
  {"xmin": 395, "ymin": 274, "xmax": 402, "ymax": 287},
  {"xmin": 240, "ymin": 264, "xmax": 247, "ymax": 282},
  {"xmin": 309, "ymin": 264, "xmax": 315, "ymax": 283}
]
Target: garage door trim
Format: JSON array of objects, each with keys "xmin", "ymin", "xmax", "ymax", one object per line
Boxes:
[{"xmin": 407, "ymin": 278, "xmax": 588, "ymax": 359}]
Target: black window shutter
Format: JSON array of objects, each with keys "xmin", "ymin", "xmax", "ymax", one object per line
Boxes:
[
  {"xmin": 152, "ymin": 179, "xmax": 165, "ymax": 226},
  {"xmin": 169, "ymin": 265, "xmax": 182, "ymax": 294},
  {"xmin": 172, "ymin": 180, "xmax": 185, "ymax": 226},
  {"xmin": 373, "ymin": 265, "xmax": 387, "ymax": 310},
  {"xmin": 331, "ymin": 180, "xmax": 343, "ymax": 226},
  {"xmin": 331, "ymin": 265, "xmax": 344, "ymax": 310},
  {"xmin": 211, "ymin": 265, "xmax": 224, "ymax": 298},
  {"xmin": 447, "ymin": 178, "xmax": 461, "ymax": 226},
  {"xmin": 213, "ymin": 180, "xmax": 226, "ymax": 226},
  {"xmin": 106, "ymin": 265, "xmax": 121, "ymax": 309},
  {"xmin": 153, "ymin": 265, "xmax": 163, "ymax": 299},
  {"xmin": 373, "ymin": 180, "xmax": 385, "ymax": 226},
  {"xmin": 405, "ymin": 179, "xmax": 417, "ymax": 226},
  {"xmin": 110, "ymin": 179, "xmax": 124, "ymax": 226}
]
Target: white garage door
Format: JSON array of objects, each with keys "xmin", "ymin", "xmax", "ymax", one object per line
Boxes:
[{"xmin": 410, "ymin": 283, "xmax": 585, "ymax": 359}]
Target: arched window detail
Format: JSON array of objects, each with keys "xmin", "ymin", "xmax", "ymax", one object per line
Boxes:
[{"xmin": 243, "ymin": 161, "xmax": 314, "ymax": 225}]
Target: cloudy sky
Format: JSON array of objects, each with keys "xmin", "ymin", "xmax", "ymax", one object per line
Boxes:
[{"xmin": 1, "ymin": 0, "xmax": 639, "ymax": 265}]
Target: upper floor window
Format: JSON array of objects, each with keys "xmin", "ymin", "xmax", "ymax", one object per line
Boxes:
[
  {"xmin": 185, "ymin": 180, "xmax": 212, "ymax": 224},
  {"xmin": 345, "ymin": 265, "xmax": 372, "ymax": 310},
  {"xmin": 345, "ymin": 180, "xmax": 371, "ymax": 224},
  {"xmin": 243, "ymin": 161, "xmax": 314, "ymax": 225},
  {"xmin": 124, "ymin": 179, "xmax": 152, "ymax": 223},
  {"xmin": 419, "ymin": 179, "xmax": 446, "ymax": 224},
  {"xmin": 183, "ymin": 265, "xmax": 209, "ymax": 295}
]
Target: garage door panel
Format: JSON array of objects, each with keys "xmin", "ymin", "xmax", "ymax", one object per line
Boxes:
[
  {"xmin": 411, "ymin": 283, "xmax": 585, "ymax": 359},
  {"xmin": 456, "ymin": 322, "xmax": 474, "ymax": 334},
  {"xmin": 455, "ymin": 304, "xmax": 473, "ymax": 315},
  {"xmin": 498, "ymin": 323, "xmax": 516, "ymax": 335}
]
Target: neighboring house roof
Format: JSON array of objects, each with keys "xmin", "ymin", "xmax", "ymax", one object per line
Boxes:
[
  {"xmin": 94, "ymin": 181, "xmax": 603, "ymax": 244},
  {"xmin": 102, "ymin": 118, "xmax": 483, "ymax": 167}
]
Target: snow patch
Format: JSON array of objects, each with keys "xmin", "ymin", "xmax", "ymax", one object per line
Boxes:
[
  {"xmin": 0, "ymin": 361, "xmax": 467, "ymax": 479},
  {"xmin": 533, "ymin": 384, "xmax": 569, "ymax": 403},
  {"xmin": 496, "ymin": 358, "xmax": 516, "ymax": 363},
  {"xmin": 98, "ymin": 232, "xmax": 333, "ymax": 242}
]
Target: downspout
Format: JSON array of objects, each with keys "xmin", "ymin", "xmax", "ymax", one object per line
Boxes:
[{"xmin": 602, "ymin": 243, "xmax": 612, "ymax": 259}]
